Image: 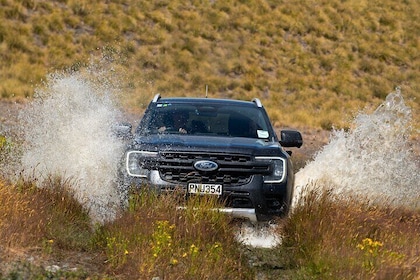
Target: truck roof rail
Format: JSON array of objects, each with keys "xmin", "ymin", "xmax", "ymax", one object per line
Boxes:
[
  {"xmin": 252, "ymin": 98, "xmax": 263, "ymax": 108},
  {"xmin": 152, "ymin": 93, "xmax": 161, "ymax": 103}
]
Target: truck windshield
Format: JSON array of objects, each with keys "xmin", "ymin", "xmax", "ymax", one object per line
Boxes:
[{"xmin": 139, "ymin": 103, "xmax": 272, "ymax": 139}]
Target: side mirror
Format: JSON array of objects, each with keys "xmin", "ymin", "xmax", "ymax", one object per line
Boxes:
[
  {"xmin": 112, "ymin": 122, "xmax": 133, "ymax": 140},
  {"xmin": 280, "ymin": 130, "xmax": 303, "ymax": 148}
]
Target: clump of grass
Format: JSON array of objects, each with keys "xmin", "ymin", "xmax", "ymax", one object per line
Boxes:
[
  {"xmin": 281, "ymin": 182, "xmax": 420, "ymax": 279},
  {"xmin": 0, "ymin": 177, "xmax": 97, "ymax": 277},
  {"xmin": 0, "ymin": 175, "xmax": 92, "ymax": 249},
  {"xmin": 94, "ymin": 189, "xmax": 252, "ymax": 279},
  {"xmin": 0, "ymin": 178, "xmax": 252, "ymax": 278},
  {"xmin": 0, "ymin": 179, "xmax": 46, "ymax": 247}
]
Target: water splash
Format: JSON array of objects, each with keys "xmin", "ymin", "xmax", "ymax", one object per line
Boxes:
[
  {"xmin": 294, "ymin": 88, "xmax": 420, "ymax": 208},
  {"xmin": 235, "ymin": 222, "xmax": 281, "ymax": 248},
  {"xmin": 18, "ymin": 69, "xmax": 126, "ymax": 224}
]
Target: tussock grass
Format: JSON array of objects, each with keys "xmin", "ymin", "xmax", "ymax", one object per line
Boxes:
[
  {"xmin": 0, "ymin": 179, "xmax": 252, "ymax": 279},
  {"xmin": 0, "ymin": 0, "xmax": 419, "ymax": 130},
  {"xmin": 0, "ymin": 176, "xmax": 91, "ymax": 249},
  {"xmin": 281, "ymin": 183, "xmax": 420, "ymax": 279},
  {"xmin": 96, "ymin": 189, "xmax": 251, "ymax": 279},
  {"xmin": 1, "ymin": 169, "xmax": 420, "ymax": 278}
]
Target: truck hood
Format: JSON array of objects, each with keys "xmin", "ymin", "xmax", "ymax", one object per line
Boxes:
[{"xmin": 130, "ymin": 134, "xmax": 284, "ymax": 156}]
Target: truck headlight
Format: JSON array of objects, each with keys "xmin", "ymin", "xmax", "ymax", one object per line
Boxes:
[
  {"xmin": 126, "ymin": 151, "xmax": 158, "ymax": 177},
  {"xmin": 255, "ymin": 157, "xmax": 286, "ymax": 183}
]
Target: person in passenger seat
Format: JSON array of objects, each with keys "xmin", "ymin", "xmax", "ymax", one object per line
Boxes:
[
  {"xmin": 229, "ymin": 117, "xmax": 257, "ymax": 138},
  {"xmin": 191, "ymin": 120, "xmax": 207, "ymax": 134}
]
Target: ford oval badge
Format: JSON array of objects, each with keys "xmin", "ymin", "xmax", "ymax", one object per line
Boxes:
[{"xmin": 194, "ymin": 160, "xmax": 218, "ymax": 172}]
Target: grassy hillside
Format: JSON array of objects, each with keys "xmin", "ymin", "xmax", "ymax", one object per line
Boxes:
[{"xmin": 1, "ymin": 0, "xmax": 419, "ymax": 129}]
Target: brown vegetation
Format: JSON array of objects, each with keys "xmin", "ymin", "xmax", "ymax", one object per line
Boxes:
[
  {"xmin": 282, "ymin": 184, "xmax": 420, "ymax": 279},
  {"xmin": 0, "ymin": 179, "xmax": 252, "ymax": 279},
  {"xmin": 1, "ymin": 175, "xmax": 420, "ymax": 279},
  {"xmin": 0, "ymin": 0, "xmax": 419, "ymax": 130}
]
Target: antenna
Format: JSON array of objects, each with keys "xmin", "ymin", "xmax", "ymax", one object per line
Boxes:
[{"xmin": 205, "ymin": 85, "xmax": 208, "ymax": 98}]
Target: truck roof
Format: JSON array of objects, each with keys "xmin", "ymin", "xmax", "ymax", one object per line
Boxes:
[{"xmin": 152, "ymin": 94, "xmax": 263, "ymax": 108}]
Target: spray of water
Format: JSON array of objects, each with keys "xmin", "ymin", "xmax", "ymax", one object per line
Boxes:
[
  {"xmin": 294, "ymin": 88, "xmax": 420, "ymax": 208},
  {"xmin": 238, "ymin": 88, "xmax": 419, "ymax": 248},
  {"xmin": 235, "ymin": 222, "xmax": 281, "ymax": 248},
  {"xmin": 18, "ymin": 69, "xmax": 126, "ymax": 224}
]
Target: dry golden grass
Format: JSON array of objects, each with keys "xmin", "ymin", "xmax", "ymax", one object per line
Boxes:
[
  {"xmin": 0, "ymin": 178, "xmax": 252, "ymax": 279},
  {"xmin": 1, "ymin": 168, "xmax": 420, "ymax": 278},
  {"xmin": 97, "ymin": 189, "xmax": 251, "ymax": 279},
  {"xmin": 0, "ymin": 0, "xmax": 419, "ymax": 130},
  {"xmin": 0, "ymin": 177, "xmax": 91, "ymax": 250},
  {"xmin": 0, "ymin": 180, "xmax": 47, "ymax": 247},
  {"xmin": 282, "ymin": 183, "xmax": 420, "ymax": 279}
]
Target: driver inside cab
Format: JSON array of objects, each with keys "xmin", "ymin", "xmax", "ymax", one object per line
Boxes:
[{"xmin": 158, "ymin": 110, "xmax": 189, "ymax": 134}]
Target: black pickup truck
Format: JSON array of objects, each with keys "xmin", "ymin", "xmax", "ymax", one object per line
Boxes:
[{"xmin": 117, "ymin": 94, "xmax": 302, "ymax": 222}]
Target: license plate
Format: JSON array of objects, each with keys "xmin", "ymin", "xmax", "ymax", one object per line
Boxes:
[{"xmin": 188, "ymin": 183, "xmax": 222, "ymax": 195}]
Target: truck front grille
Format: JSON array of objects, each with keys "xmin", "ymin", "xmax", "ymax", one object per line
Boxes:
[{"xmin": 158, "ymin": 151, "xmax": 270, "ymax": 186}]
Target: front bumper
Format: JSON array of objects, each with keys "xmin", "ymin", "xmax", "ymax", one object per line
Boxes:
[
  {"xmin": 176, "ymin": 206, "xmax": 258, "ymax": 223},
  {"xmin": 217, "ymin": 207, "xmax": 258, "ymax": 223}
]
